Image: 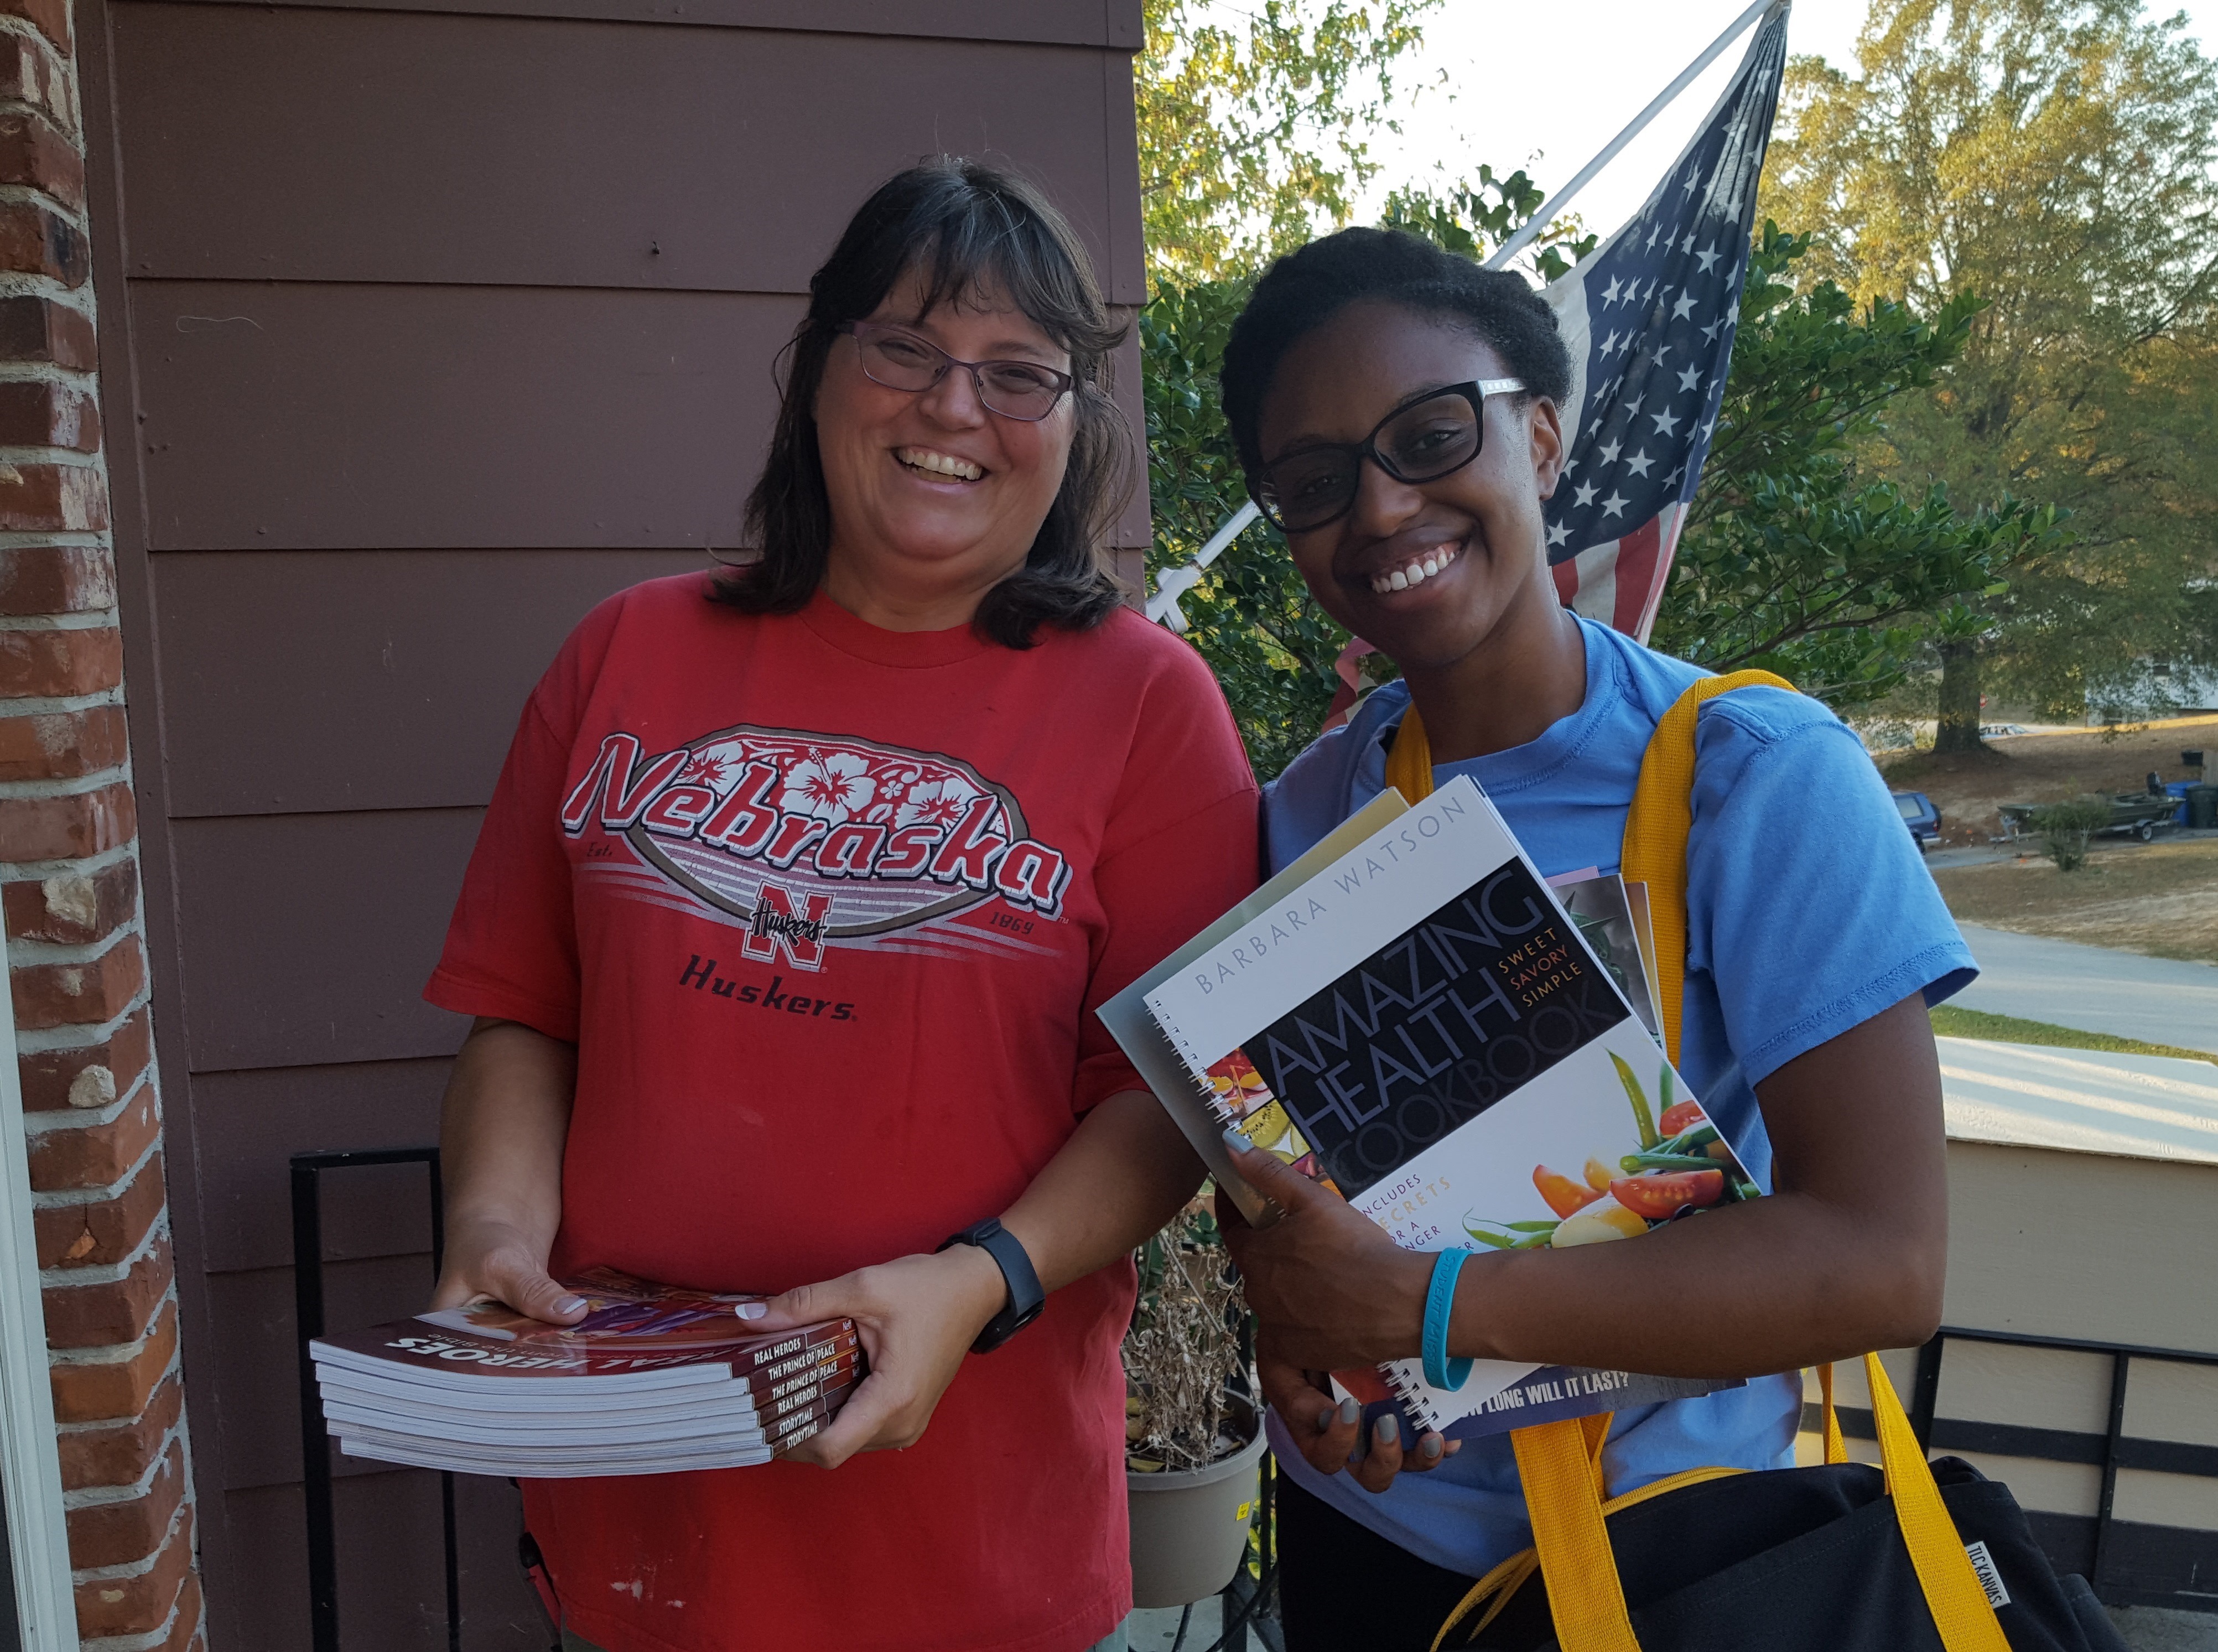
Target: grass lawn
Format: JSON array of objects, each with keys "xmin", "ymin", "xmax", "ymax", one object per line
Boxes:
[
  {"xmin": 1928, "ymin": 838, "xmax": 2218, "ymax": 965},
  {"xmin": 1930, "ymin": 1004, "xmax": 2216, "ymax": 1066}
]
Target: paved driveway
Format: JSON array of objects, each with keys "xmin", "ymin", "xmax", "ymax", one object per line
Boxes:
[{"xmin": 1952, "ymin": 923, "xmax": 2218, "ymax": 1056}]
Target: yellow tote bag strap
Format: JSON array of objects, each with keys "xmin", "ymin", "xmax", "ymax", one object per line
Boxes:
[
  {"xmin": 1619, "ymin": 669, "xmax": 1792, "ymax": 1064},
  {"xmin": 1868, "ymin": 1353, "xmax": 2014, "ymax": 1650},
  {"xmin": 1511, "ymin": 1418, "xmax": 1642, "ymax": 1651},
  {"xmin": 1384, "ymin": 701, "xmax": 1437, "ymax": 803}
]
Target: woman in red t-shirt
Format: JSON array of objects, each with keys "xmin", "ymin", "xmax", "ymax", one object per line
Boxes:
[{"xmin": 425, "ymin": 159, "xmax": 1258, "ymax": 1652}]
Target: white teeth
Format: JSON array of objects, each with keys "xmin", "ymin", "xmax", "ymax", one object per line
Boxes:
[
  {"xmin": 897, "ymin": 448, "xmax": 983, "ymax": 481},
  {"xmin": 1370, "ymin": 544, "xmax": 1460, "ymax": 595}
]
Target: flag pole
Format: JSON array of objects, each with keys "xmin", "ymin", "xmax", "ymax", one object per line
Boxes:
[
  {"xmin": 1144, "ymin": 499, "xmax": 1260, "ymax": 630},
  {"xmin": 1488, "ymin": 0, "xmax": 1786, "ymax": 271},
  {"xmin": 1147, "ymin": 0, "xmax": 1789, "ymax": 628}
]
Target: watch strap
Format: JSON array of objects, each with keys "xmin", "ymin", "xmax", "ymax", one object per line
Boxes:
[{"xmin": 937, "ymin": 1218, "xmax": 1045, "ymax": 1353}]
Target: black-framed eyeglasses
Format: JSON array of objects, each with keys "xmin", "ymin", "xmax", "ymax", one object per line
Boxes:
[
  {"xmin": 841, "ymin": 322, "xmax": 1076, "ymax": 422},
  {"xmin": 1251, "ymin": 377, "xmax": 1526, "ymax": 533}
]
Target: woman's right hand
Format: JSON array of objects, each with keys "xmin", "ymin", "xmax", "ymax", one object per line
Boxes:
[
  {"xmin": 1258, "ymin": 1344, "xmax": 1458, "ymax": 1494},
  {"xmin": 428, "ymin": 1214, "xmax": 589, "ymax": 1325}
]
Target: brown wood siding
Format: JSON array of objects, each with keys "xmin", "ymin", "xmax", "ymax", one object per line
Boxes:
[
  {"xmin": 128, "ymin": 284, "xmax": 797, "ymax": 550},
  {"xmin": 80, "ymin": 0, "xmax": 1149, "ymax": 1643},
  {"xmin": 153, "ymin": 551, "xmax": 708, "ymax": 815},
  {"xmin": 114, "ymin": 6, "xmax": 1146, "ymax": 303},
  {"xmin": 164, "ymin": 0, "xmax": 1142, "ymax": 47}
]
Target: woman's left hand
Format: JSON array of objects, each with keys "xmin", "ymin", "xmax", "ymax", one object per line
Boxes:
[
  {"xmin": 746, "ymin": 1244, "xmax": 1009, "ymax": 1469},
  {"xmin": 1216, "ymin": 1140, "xmax": 1433, "ymax": 1372}
]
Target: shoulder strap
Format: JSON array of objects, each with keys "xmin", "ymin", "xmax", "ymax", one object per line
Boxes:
[
  {"xmin": 1619, "ymin": 670, "xmax": 1793, "ymax": 1065},
  {"xmin": 1381, "ymin": 694, "xmax": 1436, "ymax": 804}
]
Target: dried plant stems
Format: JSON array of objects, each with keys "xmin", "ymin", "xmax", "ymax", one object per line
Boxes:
[{"xmin": 1124, "ymin": 1196, "xmax": 1251, "ymax": 1474}]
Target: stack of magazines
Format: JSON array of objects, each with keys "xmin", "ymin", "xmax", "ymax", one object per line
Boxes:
[{"xmin": 311, "ymin": 1268, "xmax": 863, "ymax": 1476}]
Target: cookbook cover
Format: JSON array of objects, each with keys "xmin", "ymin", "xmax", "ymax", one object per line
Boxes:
[{"xmin": 1135, "ymin": 775, "xmax": 1755, "ymax": 1437}]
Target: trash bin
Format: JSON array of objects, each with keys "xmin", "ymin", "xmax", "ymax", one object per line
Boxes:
[
  {"xmin": 2166, "ymin": 780, "xmax": 2195, "ymax": 823},
  {"xmin": 2189, "ymin": 785, "xmax": 2218, "ymax": 830}
]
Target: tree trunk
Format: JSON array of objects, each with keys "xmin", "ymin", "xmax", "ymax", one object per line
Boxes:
[{"xmin": 1935, "ymin": 640, "xmax": 1986, "ymax": 753}]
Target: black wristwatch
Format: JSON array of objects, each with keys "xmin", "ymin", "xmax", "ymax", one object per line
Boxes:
[{"xmin": 937, "ymin": 1218, "xmax": 1045, "ymax": 1353}]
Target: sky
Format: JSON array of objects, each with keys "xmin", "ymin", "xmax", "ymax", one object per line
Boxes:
[{"xmin": 1336, "ymin": 0, "xmax": 2218, "ymax": 245}]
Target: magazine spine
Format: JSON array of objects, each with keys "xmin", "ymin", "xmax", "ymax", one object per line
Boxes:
[
  {"xmin": 1380, "ymin": 1358, "xmax": 1446, "ymax": 1434},
  {"xmin": 735, "ymin": 1318, "xmax": 855, "ymax": 1373}
]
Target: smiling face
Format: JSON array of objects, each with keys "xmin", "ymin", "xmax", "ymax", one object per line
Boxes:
[
  {"xmin": 1255, "ymin": 299, "xmax": 1565, "ymax": 674},
  {"xmin": 812, "ymin": 271, "xmax": 1077, "ymax": 627}
]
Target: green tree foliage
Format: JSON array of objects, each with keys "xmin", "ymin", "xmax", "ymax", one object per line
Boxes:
[
  {"xmin": 1759, "ymin": 0, "xmax": 2218, "ymax": 731},
  {"xmin": 1142, "ymin": 279, "xmax": 1341, "ymax": 779},
  {"xmin": 1376, "ymin": 169, "xmax": 1597, "ymax": 283},
  {"xmin": 1135, "ymin": 0, "xmax": 1436, "ymax": 284},
  {"xmin": 1653, "ymin": 224, "xmax": 2069, "ymax": 706}
]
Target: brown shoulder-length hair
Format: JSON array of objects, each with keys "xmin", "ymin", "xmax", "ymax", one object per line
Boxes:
[{"xmin": 714, "ymin": 157, "xmax": 1131, "ymax": 649}]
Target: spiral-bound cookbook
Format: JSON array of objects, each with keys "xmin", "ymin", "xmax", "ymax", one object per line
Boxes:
[{"xmin": 1102, "ymin": 775, "xmax": 1758, "ymax": 1441}]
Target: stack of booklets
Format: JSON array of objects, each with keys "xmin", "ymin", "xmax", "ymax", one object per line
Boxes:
[
  {"xmin": 311, "ymin": 1268, "xmax": 863, "ymax": 1477},
  {"xmin": 1101, "ymin": 776, "xmax": 1762, "ymax": 1445}
]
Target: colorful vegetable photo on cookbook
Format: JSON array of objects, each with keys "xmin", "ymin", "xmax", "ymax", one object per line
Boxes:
[{"xmin": 1115, "ymin": 775, "xmax": 1758, "ymax": 1441}]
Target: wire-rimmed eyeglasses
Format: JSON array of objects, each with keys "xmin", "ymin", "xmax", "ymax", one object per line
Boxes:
[
  {"xmin": 841, "ymin": 322, "xmax": 1076, "ymax": 422},
  {"xmin": 1251, "ymin": 378, "xmax": 1527, "ymax": 533}
]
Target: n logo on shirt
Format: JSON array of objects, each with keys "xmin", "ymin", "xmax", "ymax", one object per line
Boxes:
[
  {"xmin": 560, "ymin": 723, "xmax": 1071, "ymax": 965},
  {"xmin": 741, "ymin": 882, "xmax": 833, "ymax": 972}
]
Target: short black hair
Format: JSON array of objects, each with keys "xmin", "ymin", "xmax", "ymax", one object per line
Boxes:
[
  {"xmin": 716, "ymin": 157, "xmax": 1130, "ymax": 648},
  {"xmin": 1220, "ymin": 227, "xmax": 1574, "ymax": 474}
]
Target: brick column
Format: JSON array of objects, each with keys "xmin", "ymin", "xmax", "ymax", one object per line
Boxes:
[{"xmin": 0, "ymin": 0, "xmax": 204, "ymax": 1646}]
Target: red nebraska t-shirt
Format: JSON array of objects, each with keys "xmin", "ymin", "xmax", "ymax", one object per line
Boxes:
[{"xmin": 426, "ymin": 574, "xmax": 1258, "ymax": 1652}]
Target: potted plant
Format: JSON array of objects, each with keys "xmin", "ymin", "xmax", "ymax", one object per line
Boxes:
[{"xmin": 1123, "ymin": 1194, "xmax": 1269, "ymax": 1609}]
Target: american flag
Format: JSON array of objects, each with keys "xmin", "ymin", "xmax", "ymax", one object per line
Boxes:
[{"xmin": 1540, "ymin": 7, "xmax": 1788, "ymax": 640}]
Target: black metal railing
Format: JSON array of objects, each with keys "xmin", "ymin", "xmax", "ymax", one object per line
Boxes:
[{"xmin": 292, "ymin": 1146, "xmax": 459, "ymax": 1652}]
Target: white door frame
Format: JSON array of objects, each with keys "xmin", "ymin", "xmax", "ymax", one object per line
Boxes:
[{"xmin": 0, "ymin": 978, "xmax": 79, "ymax": 1650}]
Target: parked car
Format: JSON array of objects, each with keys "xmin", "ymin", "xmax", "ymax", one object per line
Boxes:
[{"xmin": 1892, "ymin": 789, "xmax": 1941, "ymax": 852}]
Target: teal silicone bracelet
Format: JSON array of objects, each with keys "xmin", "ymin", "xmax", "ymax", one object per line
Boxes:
[{"xmin": 1421, "ymin": 1249, "xmax": 1473, "ymax": 1392}]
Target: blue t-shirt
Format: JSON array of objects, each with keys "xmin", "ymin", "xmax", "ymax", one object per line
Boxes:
[{"xmin": 1261, "ymin": 616, "xmax": 1976, "ymax": 1577}]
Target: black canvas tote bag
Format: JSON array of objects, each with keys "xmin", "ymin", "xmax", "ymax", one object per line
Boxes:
[{"xmin": 1435, "ymin": 1381, "xmax": 2129, "ymax": 1651}]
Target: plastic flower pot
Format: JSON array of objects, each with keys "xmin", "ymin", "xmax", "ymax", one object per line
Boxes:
[{"xmin": 1125, "ymin": 1391, "xmax": 1268, "ymax": 1609}]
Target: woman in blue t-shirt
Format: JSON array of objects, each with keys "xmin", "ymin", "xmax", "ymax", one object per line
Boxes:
[{"xmin": 1211, "ymin": 228, "xmax": 1977, "ymax": 1649}]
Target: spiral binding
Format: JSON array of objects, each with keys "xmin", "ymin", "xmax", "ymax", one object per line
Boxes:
[{"xmin": 1381, "ymin": 1356, "xmax": 1447, "ymax": 1433}]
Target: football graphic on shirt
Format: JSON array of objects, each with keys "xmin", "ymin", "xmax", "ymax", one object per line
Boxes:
[{"xmin": 559, "ymin": 723, "xmax": 1071, "ymax": 968}]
